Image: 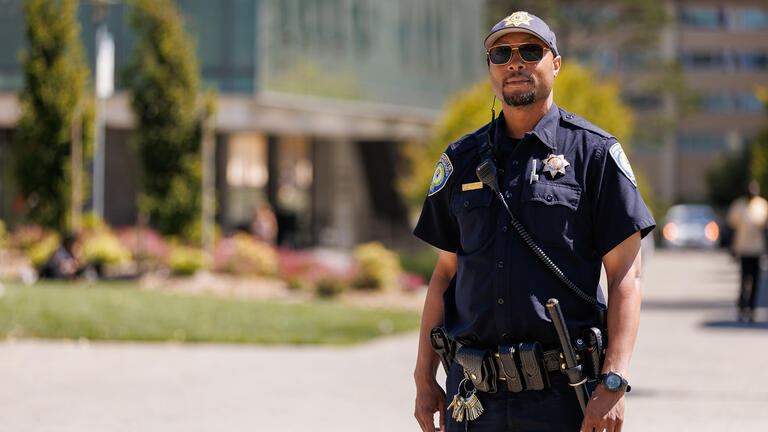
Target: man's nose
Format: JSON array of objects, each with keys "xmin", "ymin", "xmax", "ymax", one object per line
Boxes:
[{"xmin": 507, "ymin": 51, "xmax": 526, "ymax": 70}]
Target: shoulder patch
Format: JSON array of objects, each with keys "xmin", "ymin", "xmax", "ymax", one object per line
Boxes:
[
  {"xmin": 428, "ymin": 153, "xmax": 453, "ymax": 196},
  {"xmin": 608, "ymin": 142, "xmax": 637, "ymax": 187}
]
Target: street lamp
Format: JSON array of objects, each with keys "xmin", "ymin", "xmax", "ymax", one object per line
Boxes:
[{"xmin": 88, "ymin": 0, "xmax": 118, "ymax": 221}]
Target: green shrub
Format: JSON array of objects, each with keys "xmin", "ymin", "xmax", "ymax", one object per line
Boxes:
[
  {"xmin": 353, "ymin": 241, "xmax": 402, "ymax": 291},
  {"xmin": 399, "ymin": 248, "xmax": 438, "ymax": 282},
  {"xmin": 27, "ymin": 232, "xmax": 60, "ymax": 269},
  {"xmin": 168, "ymin": 245, "xmax": 204, "ymax": 276},
  {"xmin": 314, "ymin": 277, "xmax": 349, "ymax": 298},
  {"xmin": 212, "ymin": 233, "xmax": 278, "ymax": 276},
  {"xmin": 80, "ymin": 230, "xmax": 132, "ymax": 266},
  {"xmin": 0, "ymin": 219, "xmax": 7, "ymax": 248}
]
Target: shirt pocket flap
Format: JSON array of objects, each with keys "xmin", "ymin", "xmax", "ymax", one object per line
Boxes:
[
  {"xmin": 522, "ymin": 182, "xmax": 581, "ymax": 211},
  {"xmin": 451, "ymin": 188, "xmax": 494, "ymax": 213}
]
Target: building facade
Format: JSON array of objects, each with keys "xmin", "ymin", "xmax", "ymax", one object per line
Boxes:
[
  {"xmin": 0, "ymin": 0, "xmax": 486, "ymax": 248},
  {"xmin": 563, "ymin": 0, "xmax": 768, "ymax": 203}
]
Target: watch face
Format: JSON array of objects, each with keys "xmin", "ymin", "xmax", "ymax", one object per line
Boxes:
[{"xmin": 605, "ymin": 374, "xmax": 622, "ymax": 390}]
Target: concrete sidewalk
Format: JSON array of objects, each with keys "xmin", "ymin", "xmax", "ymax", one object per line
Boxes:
[{"xmin": 1, "ymin": 250, "xmax": 767, "ymax": 431}]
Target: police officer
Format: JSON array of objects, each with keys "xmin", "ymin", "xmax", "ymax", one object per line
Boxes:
[{"xmin": 413, "ymin": 12, "xmax": 655, "ymax": 432}]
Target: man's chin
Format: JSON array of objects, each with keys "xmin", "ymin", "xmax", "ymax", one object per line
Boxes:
[{"xmin": 504, "ymin": 91, "xmax": 536, "ymax": 107}]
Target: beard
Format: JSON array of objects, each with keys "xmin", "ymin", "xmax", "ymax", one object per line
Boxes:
[
  {"xmin": 503, "ymin": 89, "xmax": 536, "ymax": 106},
  {"xmin": 501, "ymin": 73, "xmax": 537, "ymax": 106}
]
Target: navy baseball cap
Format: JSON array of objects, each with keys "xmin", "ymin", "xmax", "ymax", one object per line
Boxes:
[{"xmin": 484, "ymin": 11, "xmax": 559, "ymax": 58}]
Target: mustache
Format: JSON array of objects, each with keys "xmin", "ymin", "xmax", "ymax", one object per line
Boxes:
[{"xmin": 504, "ymin": 73, "xmax": 533, "ymax": 82}]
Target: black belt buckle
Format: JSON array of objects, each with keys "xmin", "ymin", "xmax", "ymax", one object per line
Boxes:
[
  {"xmin": 519, "ymin": 342, "xmax": 550, "ymax": 390},
  {"xmin": 456, "ymin": 347, "xmax": 498, "ymax": 393},
  {"xmin": 497, "ymin": 345, "xmax": 524, "ymax": 392}
]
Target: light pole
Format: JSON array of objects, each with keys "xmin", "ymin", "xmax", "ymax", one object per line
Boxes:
[{"xmin": 88, "ymin": 0, "xmax": 117, "ymax": 220}]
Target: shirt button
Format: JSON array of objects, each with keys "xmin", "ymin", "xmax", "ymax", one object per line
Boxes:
[
  {"xmin": 497, "ymin": 260, "xmax": 504, "ymax": 269},
  {"xmin": 464, "ymin": 200, "xmax": 470, "ymax": 208},
  {"xmin": 501, "ymin": 225, "xmax": 508, "ymax": 232},
  {"xmin": 505, "ymin": 191, "xmax": 511, "ymax": 198},
  {"xmin": 545, "ymin": 194, "xmax": 553, "ymax": 202},
  {"xmin": 497, "ymin": 298, "xmax": 505, "ymax": 305}
]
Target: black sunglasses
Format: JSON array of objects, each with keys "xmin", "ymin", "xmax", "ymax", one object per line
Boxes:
[{"xmin": 487, "ymin": 43, "xmax": 549, "ymax": 65}]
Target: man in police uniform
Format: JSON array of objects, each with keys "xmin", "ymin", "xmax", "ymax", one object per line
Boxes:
[{"xmin": 413, "ymin": 12, "xmax": 655, "ymax": 432}]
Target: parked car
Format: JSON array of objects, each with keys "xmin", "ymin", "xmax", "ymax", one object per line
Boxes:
[{"xmin": 661, "ymin": 204, "xmax": 721, "ymax": 248}]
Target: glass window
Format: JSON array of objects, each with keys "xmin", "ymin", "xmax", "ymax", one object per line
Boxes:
[
  {"xmin": 727, "ymin": 7, "xmax": 768, "ymax": 31},
  {"xmin": 680, "ymin": 50, "xmax": 725, "ymax": 69},
  {"xmin": 0, "ymin": 0, "xmax": 24, "ymax": 91},
  {"xmin": 737, "ymin": 51, "xmax": 768, "ymax": 70},
  {"xmin": 735, "ymin": 92, "xmax": 764, "ymax": 112},
  {"xmin": 678, "ymin": 134, "xmax": 725, "ymax": 150},
  {"xmin": 699, "ymin": 92, "xmax": 734, "ymax": 112},
  {"xmin": 679, "ymin": 6, "xmax": 723, "ymax": 29}
]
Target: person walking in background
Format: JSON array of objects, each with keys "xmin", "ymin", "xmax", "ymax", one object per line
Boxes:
[{"xmin": 727, "ymin": 180, "xmax": 768, "ymax": 323}]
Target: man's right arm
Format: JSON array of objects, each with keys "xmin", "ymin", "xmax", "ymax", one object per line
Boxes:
[{"xmin": 414, "ymin": 250, "xmax": 457, "ymax": 432}]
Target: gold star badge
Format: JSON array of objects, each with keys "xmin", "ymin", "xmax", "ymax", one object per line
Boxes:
[
  {"xmin": 504, "ymin": 11, "xmax": 533, "ymax": 27},
  {"xmin": 542, "ymin": 154, "xmax": 570, "ymax": 178}
]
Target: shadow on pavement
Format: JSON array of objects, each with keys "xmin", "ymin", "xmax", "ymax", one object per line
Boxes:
[
  {"xmin": 642, "ymin": 300, "xmax": 733, "ymax": 311},
  {"xmin": 701, "ymin": 320, "xmax": 768, "ymax": 330}
]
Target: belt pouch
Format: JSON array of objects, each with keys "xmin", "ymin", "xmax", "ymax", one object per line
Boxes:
[
  {"xmin": 497, "ymin": 346, "xmax": 524, "ymax": 392},
  {"xmin": 581, "ymin": 327, "xmax": 604, "ymax": 380},
  {"xmin": 519, "ymin": 342, "xmax": 550, "ymax": 390},
  {"xmin": 456, "ymin": 347, "xmax": 498, "ymax": 393},
  {"xmin": 429, "ymin": 327, "xmax": 455, "ymax": 374}
]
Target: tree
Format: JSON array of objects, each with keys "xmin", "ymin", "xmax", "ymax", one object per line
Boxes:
[
  {"xmin": 399, "ymin": 62, "xmax": 635, "ymax": 210},
  {"xmin": 751, "ymin": 87, "xmax": 768, "ymax": 196},
  {"xmin": 123, "ymin": 0, "xmax": 202, "ymax": 237},
  {"xmin": 15, "ymin": 0, "xmax": 92, "ymax": 232}
]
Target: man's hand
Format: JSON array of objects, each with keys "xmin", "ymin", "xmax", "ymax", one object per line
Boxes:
[
  {"xmin": 579, "ymin": 385, "xmax": 625, "ymax": 432},
  {"xmin": 414, "ymin": 377, "xmax": 446, "ymax": 432}
]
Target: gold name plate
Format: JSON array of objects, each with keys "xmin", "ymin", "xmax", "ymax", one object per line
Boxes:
[{"xmin": 461, "ymin": 182, "xmax": 483, "ymax": 191}]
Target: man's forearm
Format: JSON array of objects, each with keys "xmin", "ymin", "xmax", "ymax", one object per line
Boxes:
[
  {"xmin": 602, "ymin": 249, "xmax": 642, "ymax": 376},
  {"xmin": 414, "ymin": 272, "xmax": 452, "ymax": 383}
]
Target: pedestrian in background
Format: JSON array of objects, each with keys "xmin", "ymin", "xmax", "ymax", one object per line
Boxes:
[{"xmin": 727, "ymin": 180, "xmax": 768, "ymax": 323}]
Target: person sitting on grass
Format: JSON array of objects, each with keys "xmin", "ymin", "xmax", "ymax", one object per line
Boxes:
[{"xmin": 39, "ymin": 233, "xmax": 82, "ymax": 280}]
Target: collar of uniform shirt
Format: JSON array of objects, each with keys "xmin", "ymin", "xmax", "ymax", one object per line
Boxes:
[{"xmin": 495, "ymin": 103, "xmax": 559, "ymax": 151}]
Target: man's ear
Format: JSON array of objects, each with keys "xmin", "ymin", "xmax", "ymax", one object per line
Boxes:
[{"xmin": 553, "ymin": 56, "xmax": 562, "ymax": 77}]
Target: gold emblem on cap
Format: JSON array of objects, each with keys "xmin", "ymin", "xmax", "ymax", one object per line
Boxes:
[
  {"xmin": 504, "ymin": 11, "xmax": 533, "ymax": 27},
  {"xmin": 542, "ymin": 154, "xmax": 570, "ymax": 178}
]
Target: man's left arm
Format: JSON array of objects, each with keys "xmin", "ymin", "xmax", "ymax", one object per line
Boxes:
[{"xmin": 580, "ymin": 231, "xmax": 643, "ymax": 432}]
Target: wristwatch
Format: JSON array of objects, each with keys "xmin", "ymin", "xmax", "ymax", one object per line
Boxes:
[{"xmin": 599, "ymin": 372, "xmax": 631, "ymax": 393}]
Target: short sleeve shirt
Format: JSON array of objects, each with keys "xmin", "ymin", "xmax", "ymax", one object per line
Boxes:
[{"xmin": 414, "ymin": 103, "xmax": 656, "ymax": 348}]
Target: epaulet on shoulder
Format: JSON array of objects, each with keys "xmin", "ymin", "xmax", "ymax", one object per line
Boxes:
[
  {"xmin": 559, "ymin": 108, "xmax": 614, "ymax": 140},
  {"xmin": 449, "ymin": 122, "xmax": 492, "ymax": 154}
]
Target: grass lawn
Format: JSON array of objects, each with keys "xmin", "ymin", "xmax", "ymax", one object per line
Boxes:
[{"xmin": 0, "ymin": 280, "xmax": 421, "ymax": 345}]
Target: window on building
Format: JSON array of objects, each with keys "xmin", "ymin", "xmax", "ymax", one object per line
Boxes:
[
  {"xmin": 726, "ymin": 7, "xmax": 768, "ymax": 31},
  {"xmin": 736, "ymin": 51, "xmax": 768, "ymax": 71},
  {"xmin": 735, "ymin": 92, "xmax": 764, "ymax": 112},
  {"xmin": 679, "ymin": 6, "xmax": 723, "ymax": 29},
  {"xmin": 226, "ymin": 132, "xmax": 269, "ymax": 226},
  {"xmin": 0, "ymin": 0, "xmax": 23, "ymax": 91},
  {"xmin": 680, "ymin": 50, "xmax": 725, "ymax": 69},
  {"xmin": 678, "ymin": 134, "xmax": 725, "ymax": 151}
]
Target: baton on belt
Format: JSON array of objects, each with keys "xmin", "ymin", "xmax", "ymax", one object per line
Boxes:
[{"xmin": 546, "ymin": 298, "xmax": 591, "ymax": 415}]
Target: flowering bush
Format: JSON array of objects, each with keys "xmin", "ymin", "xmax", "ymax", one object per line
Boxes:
[
  {"xmin": 167, "ymin": 245, "xmax": 205, "ymax": 276},
  {"xmin": 212, "ymin": 233, "xmax": 278, "ymax": 276},
  {"xmin": 116, "ymin": 226, "xmax": 170, "ymax": 263},
  {"xmin": 353, "ymin": 242, "xmax": 402, "ymax": 291},
  {"xmin": 27, "ymin": 231, "xmax": 60, "ymax": 269},
  {"xmin": 9, "ymin": 224, "xmax": 50, "ymax": 252},
  {"xmin": 79, "ymin": 230, "xmax": 132, "ymax": 266}
]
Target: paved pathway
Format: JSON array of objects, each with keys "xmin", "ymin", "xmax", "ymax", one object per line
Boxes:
[{"xmin": 1, "ymin": 250, "xmax": 767, "ymax": 431}]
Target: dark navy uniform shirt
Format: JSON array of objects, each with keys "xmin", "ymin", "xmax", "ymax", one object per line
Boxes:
[{"xmin": 414, "ymin": 103, "xmax": 656, "ymax": 349}]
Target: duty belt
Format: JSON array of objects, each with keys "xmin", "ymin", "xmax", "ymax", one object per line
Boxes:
[{"xmin": 430, "ymin": 326, "xmax": 605, "ymax": 394}]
